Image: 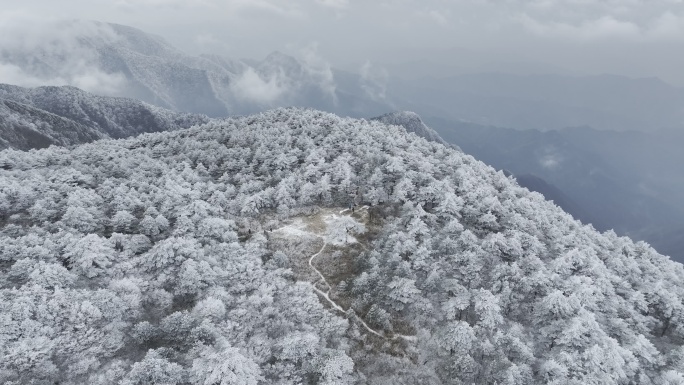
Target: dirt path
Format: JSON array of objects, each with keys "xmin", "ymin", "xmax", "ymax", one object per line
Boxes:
[
  {"xmin": 276, "ymin": 206, "xmax": 416, "ymax": 342},
  {"xmin": 308, "ymin": 242, "xmax": 345, "ymax": 313}
]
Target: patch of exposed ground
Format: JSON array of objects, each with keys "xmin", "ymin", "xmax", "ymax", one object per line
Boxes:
[
  {"xmin": 265, "ymin": 205, "xmax": 417, "ymax": 345},
  {"xmin": 267, "ymin": 207, "xmax": 364, "ymax": 285}
]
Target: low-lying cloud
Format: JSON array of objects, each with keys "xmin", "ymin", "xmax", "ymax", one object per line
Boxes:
[
  {"xmin": 539, "ymin": 148, "xmax": 563, "ymax": 170},
  {"xmin": 300, "ymin": 44, "xmax": 337, "ymax": 102},
  {"xmin": 0, "ymin": 63, "xmax": 66, "ymax": 88},
  {"xmin": 230, "ymin": 45, "xmax": 339, "ymax": 106},
  {"xmin": 71, "ymin": 68, "xmax": 128, "ymax": 95},
  {"xmin": 360, "ymin": 61, "xmax": 388, "ymax": 102},
  {"xmin": 230, "ymin": 67, "xmax": 289, "ymax": 105},
  {"xmin": 0, "ymin": 15, "xmax": 127, "ymax": 95}
]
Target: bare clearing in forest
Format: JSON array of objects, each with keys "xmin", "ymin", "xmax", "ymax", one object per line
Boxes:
[
  {"xmin": 267, "ymin": 206, "xmax": 416, "ymax": 342},
  {"xmin": 267, "ymin": 207, "xmax": 368, "ymax": 280}
]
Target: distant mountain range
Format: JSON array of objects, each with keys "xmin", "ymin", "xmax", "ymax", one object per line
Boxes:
[
  {"xmin": 391, "ymin": 73, "xmax": 684, "ymax": 132},
  {"xmin": 3, "ymin": 20, "xmax": 684, "ymax": 132},
  {"xmin": 0, "ymin": 21, "xmax": 391, "ymax": 119}
]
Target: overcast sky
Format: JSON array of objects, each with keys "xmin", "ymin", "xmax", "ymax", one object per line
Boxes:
[{"xmin": 2, "ymin": 0, "xmax": 684, "ymax": 84}]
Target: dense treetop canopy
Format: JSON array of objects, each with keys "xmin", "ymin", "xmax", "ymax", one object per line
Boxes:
[{"xmin": 1, "ymin": 108, "xmax": 683, "ymax": 384}]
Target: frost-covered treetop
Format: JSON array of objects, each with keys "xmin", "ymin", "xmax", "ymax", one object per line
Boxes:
[
  {"xmin": 1, "ymin": 107, "xmax": 683, "ymax": 384},
  {"xmin": 372, "ymin": 110, "xmax": 450, "ymax": 146}
]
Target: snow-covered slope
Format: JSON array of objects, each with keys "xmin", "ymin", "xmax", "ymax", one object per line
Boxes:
[
  {"xmin": 1, "ymin": 108, "xmax": 683, "ymax": 384},
  {"xmin": 0, "ymin": 98, "xmax": 105, "ymax": 150},
  {"xmin": 372, "ymin": 111, "xmax": 451, "ymax": 146},
  {"xmin": 0, "ymin": 83, "xmax": 209, "ymax": 150}
]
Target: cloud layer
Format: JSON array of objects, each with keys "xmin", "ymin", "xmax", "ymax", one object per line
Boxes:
[
  {"xmin": 230, "ymin": 67, "xmax": 289, "ymax": 104},
  {"xmin": 0, "ymin": 15, "xmax": 127, "ymax": 94},
  {"xmin": 2, "ymin": 0, "xmax": 684, "ymax": 84}
]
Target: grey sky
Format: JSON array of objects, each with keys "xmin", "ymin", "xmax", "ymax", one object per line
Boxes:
[{"xmin": 2, "ymin": 0, "xmax": 684, "ymax": 84}]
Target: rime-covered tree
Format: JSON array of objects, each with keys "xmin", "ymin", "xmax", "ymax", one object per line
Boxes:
[{"xmin": 1, "ymin": 107, "xmax": 684, "ymax": 384}]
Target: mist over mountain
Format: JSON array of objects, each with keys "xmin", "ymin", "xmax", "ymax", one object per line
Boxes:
[
  {"xmin": 4, "ymin": 20, "xmax": 684, "ymax": 135},
  {"xmin": 0, "ymin": 83, "xmax": 209, "ymax": 150},
  {"xmin": 0, "ymin": 20, "xmax": 392, "ymax": 119},
  {"xmin": 2, "ymin": 108, "xmax": 684, "ymax": 384},
  {"xmin": 394, "ymin": 73, "xmax": 684, "ymax": 132}
]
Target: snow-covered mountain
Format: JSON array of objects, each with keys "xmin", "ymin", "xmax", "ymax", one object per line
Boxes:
[
  {"xmin": 0, "ymin": 83, "xmax": 209, "ymax": 150},
  {"xmin": 2, "ymin": 108, "xmax": 683, "ymax": 384},
  {"xmin": 0, "ymin": 97, "xmax": 105, "ymax": 150},
  {"xmin": 0, "ymin": 21, "xmax": 391, "ymax": 118}
]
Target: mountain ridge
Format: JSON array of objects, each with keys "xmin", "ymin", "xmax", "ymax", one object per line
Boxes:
[
  {"xmin": 0, "ymin": 83, "xmax": 209, "ymax": 150},
  {"xmin": 371, "ymin": 110, "xmax": 452, "ymax": 147}
]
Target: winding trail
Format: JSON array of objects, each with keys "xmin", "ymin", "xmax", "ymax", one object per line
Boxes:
[
  {"xmin": 308, "ymin": 242, "xmax": 345, "ymax": 314},
  {"xmin": 277, "ymin": 206, "xmax": 417, "ymax": 342},
  {"xmin": 308, "ymin": 240, "xmax": 386, "ymax": 338}
]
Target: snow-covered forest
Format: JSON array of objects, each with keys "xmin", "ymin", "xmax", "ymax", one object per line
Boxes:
[{"xmin": 1, "ymin": 108, "xmax": 684, "ymax": 384}]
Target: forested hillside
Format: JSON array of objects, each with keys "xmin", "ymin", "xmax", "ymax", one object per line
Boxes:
[
  {"xmin": 0, "ymin": 83, "xmax": 209, "ymax": 150},
  {"xmin": 1, "ymin": 108, "xmax": 683, "ymax": 384}
]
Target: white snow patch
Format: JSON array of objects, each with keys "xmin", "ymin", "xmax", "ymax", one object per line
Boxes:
[
  {"xmin": 323, "ymin": 213, "xmax": 360, "ymax": 246},
  {"xmin": 272, "ymin": 218, "xmax": 316, "ymax": 238}
]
